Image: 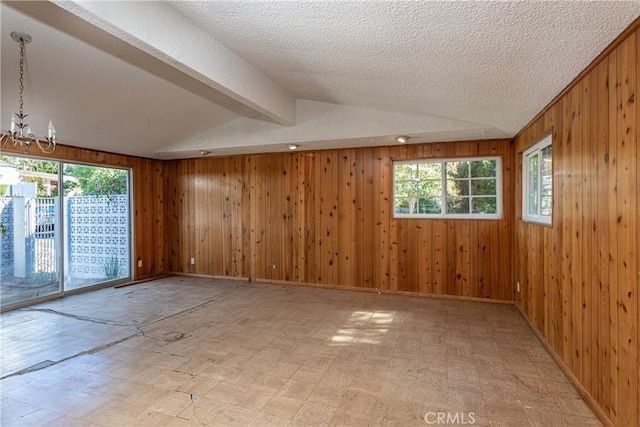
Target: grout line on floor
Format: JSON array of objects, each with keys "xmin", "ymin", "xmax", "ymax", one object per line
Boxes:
[
  {"xmin": 19, "ymin": 307, "xmax": 140, "ymax": 327},
  {"xmin": 0, "ymin": 332, "xmax": 142, "ymax": 380}
]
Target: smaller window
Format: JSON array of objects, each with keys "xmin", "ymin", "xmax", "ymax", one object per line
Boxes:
[{"xmin": 522, "ymin": 134, "xmax": 552, "ymax": 225}]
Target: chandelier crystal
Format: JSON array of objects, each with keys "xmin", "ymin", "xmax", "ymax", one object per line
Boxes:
[{"xmin": 1, "ymin": 31, "xmax": 57, "ymax": 154}]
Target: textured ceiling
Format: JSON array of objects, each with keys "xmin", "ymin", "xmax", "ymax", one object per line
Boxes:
[{"xmin": 2, "ymin": 1, "xmax": 639, "ymax": 159}]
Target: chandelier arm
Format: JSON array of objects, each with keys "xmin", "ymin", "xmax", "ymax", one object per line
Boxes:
[{"xmin": 35, "ymin": 138, "xmax": 56, "ymax": 154}]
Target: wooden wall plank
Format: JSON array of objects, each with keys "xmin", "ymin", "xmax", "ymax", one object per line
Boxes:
[
  {"xmin": 615, "ymin": 33, "xmax": 638, "ymax": 427},
  {"xmin": 607, "ymin": 47, "xmax": 621, "ymax": 425}
]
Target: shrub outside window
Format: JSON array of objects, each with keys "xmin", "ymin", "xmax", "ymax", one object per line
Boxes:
[
  {"xmin": 522, "ymin": 134, "xmax": 552, "ymax": 225},
  {"xmin": 393, "ymin": 157, "xmax": 502, "ymax": 219}
]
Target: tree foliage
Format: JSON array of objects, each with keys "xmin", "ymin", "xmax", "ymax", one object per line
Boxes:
[{"xmin": 63, "ymin": 165, "xmax": 127, "ymax": 196}]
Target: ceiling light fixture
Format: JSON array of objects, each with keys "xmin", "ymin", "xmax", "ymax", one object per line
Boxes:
[
  {"xmin": 288, "ymin": 144, "xmax": 299, "ymax": 150},
  {"xmin": 396, "ymin": 136, "xmax": 409, "ymax": 144},
  {"xmin": 1, "ymin": 32, "xmax": 57, "ymax": 154}
]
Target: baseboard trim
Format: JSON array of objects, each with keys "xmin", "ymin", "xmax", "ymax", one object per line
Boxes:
[
  {"xmin": 254, "ymin": 277, "xmax": 514, "ymax": 305},
  {"xmin": 160, "ymin": 271, "xmax": 513, "ymax": 304},
  {"xmin": 164, "ymin": 271, "xmax": 250, "ymax": 282},
  {"xmin": 114, "ymin": 274, "xmax": 171, "ymax": 288},
  {"xmin": 515, "ymin": 304, "xmax": 613, "ymax": 427}
]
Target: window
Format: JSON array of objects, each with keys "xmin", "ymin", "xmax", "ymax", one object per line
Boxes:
[
  {"xmin": 522, "ymin": 134, "xmax": 552, "ymax": 225},
  {"xmin": 393, "ymin": 157, "xmax": 502, "ymax": 219}
]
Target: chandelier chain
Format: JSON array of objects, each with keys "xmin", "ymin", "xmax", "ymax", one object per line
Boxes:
[{"xmin": 18, "ymin": 38, "xmax": 24, "ymax": 117}]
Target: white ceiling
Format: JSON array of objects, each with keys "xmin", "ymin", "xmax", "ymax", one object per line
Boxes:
[{"xmin": 1, "ymin": 1, "xmax": 639, "ymax": 160}]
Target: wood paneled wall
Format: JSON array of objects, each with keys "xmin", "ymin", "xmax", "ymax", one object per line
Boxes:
[
  {"xmin": 0, "ymin": 143, "xmax": 165, "ymax": 280},
  {"xmin": 513, "ymin": 27, "xmax": 640, "ymax": 426},
  {"xmin": 164, "ymin": 139, "xmax": 514, "ymax": 300}
]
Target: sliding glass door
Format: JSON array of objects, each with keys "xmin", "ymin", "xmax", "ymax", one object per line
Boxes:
[
  {"xmin": 0, "ymin": 155, "xmax": 131, "ymax": 309},
  {"xmin": 63, "ymin": 163, "xmax": 130, "ymax": 290}
]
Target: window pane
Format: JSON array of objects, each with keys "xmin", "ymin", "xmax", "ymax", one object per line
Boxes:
[
  {"xmin": 446, "ymin": 179, "xmax": 469, "ymax": 196},
  {"xmin": 541, "ymin": 195, "xmax": 552, "ymax": 217},
  {"xmin": 541, "ymin": 145, "xmax": 552, "ymax": 202},
  {"xmin": 415, "ymin": 179, "xmax": 442, "ymax": 214},
  {"xmin": 528, "ymin": 154, "xmax": 539, "ymax": 216},
  {"xmin": 446, "ymin": 161, "xmax": 469, "ymax": 179},
  {"xmin": 417, "ymin": 179, "xmax": 442, "ymax": 199},
  {"xmin": 394, "ymin": 198, "xmax": 411, "ymax": 214},
  {"xmin": 417, "ymin": 197, "xmax": 442, "ymax": 214},
  {"xmin": 472, "ymin": 197, "xmax": 497, "ymax": 214},
  {"xmin": 394, "ymin": 163, "xmax": 417, "ymax": 180},
  {"xmin": 470, "ymin": 160, "xmax": 496, "ymax": 178},
  {"xmin": 395, "ymin": 181, "xmax": 416, "ymax": 197},
  {"xmin": 447, "ymin": 196, "xmax": 470, "ymax": 214},
  {"xmin": 471, "ymin": 179, "xmax": 496, "ymax": 196},
  {"xmin": 541, "ymin": 146, "xmax": 552, "ymax": 175},
  {"xmin": 417, "ymin": 162, "xmax": 441, "ymax": 180}
]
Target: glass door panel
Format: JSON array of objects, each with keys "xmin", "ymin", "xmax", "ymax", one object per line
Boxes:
[
  {"xmin": 0, "ymin": 155, "xmax": 61, "ymax": 307},
  {"xmin": 62, "ymin": 163, "xmax": 130, "ymax": 291}
]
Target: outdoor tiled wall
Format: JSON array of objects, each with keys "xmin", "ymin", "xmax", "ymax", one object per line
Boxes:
[{"xmin": 66, "ymin": 194, "xmax": 129, "ymax": 279}]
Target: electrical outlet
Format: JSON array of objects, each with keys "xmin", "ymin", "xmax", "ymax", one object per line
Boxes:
[
  {"xmin": 272, "ymin": 264, "xmax": 277, "ymax": 270},
  {"xmin": 516, "ymin": 282, "xmax": 521, "ymax": 292},
  {"xmin": 137, "ymin": 259, "xmax": 143, "ymax": 268},
  {"xmin": 191, "ymin": 257, "xmax": 195, "ymax": 265}
]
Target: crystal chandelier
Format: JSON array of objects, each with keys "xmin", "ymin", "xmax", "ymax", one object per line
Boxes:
[{"xmin": 1, "ymin": 31, "xmax": 57, "ymax": 154}]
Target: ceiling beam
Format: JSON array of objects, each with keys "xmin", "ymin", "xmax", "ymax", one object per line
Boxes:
[{"xmin": 46, "ymin": 1, "xmax": 297, "ymax": 126}]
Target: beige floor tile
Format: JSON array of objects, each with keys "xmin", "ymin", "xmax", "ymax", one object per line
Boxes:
[
  {"xmin": 277, "ymin": 378, "xmax": 316, "ymax": 400},
  {"xmin": 208, "ymin": 404, "xmax": 255, "ymax": 426},
  {"xmin": 554, "ymin": 395, "xmax": 598, "ymax": 418},
  {"xmin": 261, "ymin": 395, "xmax": 305, "ymax": 419},
  {"xmin": 127, "ymin": 410, "xmax": 178, "ymax": 426},
  {"xmin": 204, "ymin": 380, "xmax": 246, "ymax": 404},
  {"xmin": 84, "ymin": 400, "xmax": 147, "ymax": 426},
  {"xmin": 293, "ymin": 400, "xmax": 337, "ymax": 425},
  {"xmin": 483, "ymin": 404, "xmax": 529, "ymax": 427},
  {"xmin": 337, "ymin": 388, "xmax": 377, "ymax": 419},
  {"xmin": 523, "ymin": 407, "xmax": 568, "ymax": 427},
  {"xmin": 177, "ymin": 396, "xmax": 227, "ymax": 425},
  {"xmin": 307, "ymin": 384, "xmax": 346, "ymax": 407},
  {"xmin": 1, "ymin": 406, "xmax": 65, "ymax": 427},
  {"xmin": 329, "ymin": 408, "xmax": 371, "ymax": 426},
  {"xmin": 249, "ymin": 412, "xmax": 290, "ymax": 427},
  {"xmin": 147, "ymin": 390, "xmax": 194, "ymax": 416},
  {"xmin": 235, "ymin": 387, "xmax": 274, "ymax": 412}
]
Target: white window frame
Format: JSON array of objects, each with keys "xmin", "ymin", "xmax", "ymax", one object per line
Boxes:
[
  {"xmin": 522, "ymin": 134, "xmax": 552, "ymax": 225},
  {"xmin": 393, "ymin": 156, "xmax": 503, "ymax": 220}
]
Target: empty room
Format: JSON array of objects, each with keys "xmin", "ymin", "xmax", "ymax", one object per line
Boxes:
[{"xmin": 1, "ymin": 1, "xmax": 639, "ymax": 426}]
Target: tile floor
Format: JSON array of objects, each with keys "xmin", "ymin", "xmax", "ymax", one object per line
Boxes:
[{"xmin": 0, "ymin": 276, "xmax": 601, "ymax": 426}]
